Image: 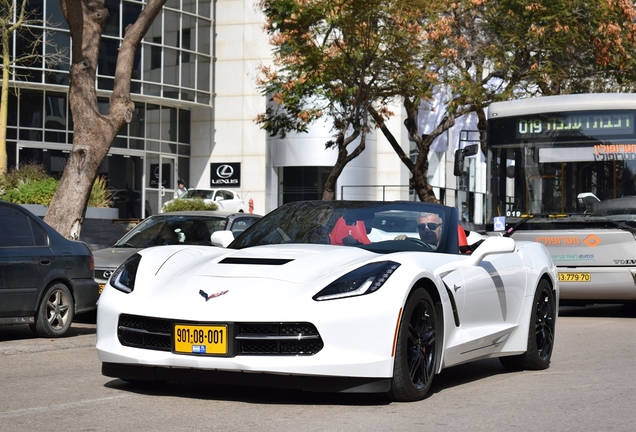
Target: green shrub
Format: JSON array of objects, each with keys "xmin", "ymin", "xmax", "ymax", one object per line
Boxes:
[
  {"xmin": 0, "ymin": 163, "xmax": 50, "ymax": 195},
  {"xmin": 1, "ymin": 165, "xmax": 112, "ymax": 208},
  {"xmin": 162, "ymin": 198, "xmax": 219, "ymax": 212},
  {"xmin": 88, "ymin": 176, "xmax": 113, "ymax": 208},
  {"xmin": 2, "ymin": 177, "xmax": 59, "ymax": 205}
]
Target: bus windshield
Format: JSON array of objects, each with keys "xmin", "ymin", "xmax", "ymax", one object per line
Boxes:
[{"xmin": 487, "ymin": 98, "xmax": 636, "ymax": 222}]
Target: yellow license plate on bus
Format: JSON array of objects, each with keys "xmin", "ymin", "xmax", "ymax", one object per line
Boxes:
[
  {"xmin": 174, "ymin": 324, "xmax": 228, "ymax": 355},
  {"xmin": 558, "ymin": 272, "xmax": 591, "ymax": 282}
]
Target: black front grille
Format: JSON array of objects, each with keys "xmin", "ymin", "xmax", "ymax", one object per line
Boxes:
[
  {"xmin": 118, "ymin": 314, "xmax": 172, "ymax": 351},
  {"xmin": 117, "ymin": 315, "xmax": 324, "ymax": 356},
  {"xmin": 236, "ymin": 322, "xmax": 323, "ymax": 355}
]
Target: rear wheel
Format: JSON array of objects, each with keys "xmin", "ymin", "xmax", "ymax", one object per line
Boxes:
[
  {"xmin": 389, "ymin": 288, "xmax": 438, "ymax": 401},
  {"xmin": 500, "ymin": 279, "xmax": 556, "ymax": 370},
  {"xmin": 30, "ymin": 283, "xmax": 74, "ymax": 337}
]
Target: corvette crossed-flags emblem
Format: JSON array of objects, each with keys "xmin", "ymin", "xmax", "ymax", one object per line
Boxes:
[{"xmin": 199, "ymin": 289, "xmax": 228, "ymax": 301}]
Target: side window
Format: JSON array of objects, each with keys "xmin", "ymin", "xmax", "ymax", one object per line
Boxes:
[
  {"xmin": 0, "ymin": 206, "xmax": 35, "ymax": 247},
  {"xmin": 29, "ymin": 218, "xmax": 48, "ymax": 246},
  {"xmin": 231, "ymin": 218, "xmax": 255, "ymax": 235}
]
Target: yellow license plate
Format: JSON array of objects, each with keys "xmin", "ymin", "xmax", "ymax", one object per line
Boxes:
[
  {"xmin": 174, "ymin": 324, "xmax": 228, "ymax": 355},
  {"xmin": 558, "ymin": 272, "xmax": 591, "ymax": 282}
]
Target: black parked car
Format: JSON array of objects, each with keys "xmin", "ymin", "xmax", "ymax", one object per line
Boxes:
[{"xmin": 0, "ymin": 201, "xmax": 99, "ymax": 337}]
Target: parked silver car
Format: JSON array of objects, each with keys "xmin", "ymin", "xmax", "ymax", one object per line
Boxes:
[{"xmin": 92, "ymin": 211, "xmax": 261, "ymax": 292}]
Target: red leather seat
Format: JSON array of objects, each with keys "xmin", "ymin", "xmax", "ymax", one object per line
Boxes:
[
  {"xmin": 330, "ymin": 217, "xmax": 371, "ymax": 245},
  {"xmin": 458, "ymin": 225, "xmax": 471, "ymax": 253}
]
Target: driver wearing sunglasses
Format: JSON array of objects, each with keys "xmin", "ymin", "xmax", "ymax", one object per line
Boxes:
[
  {"xmin": 394, "ymin": 212, "xmax": 443, "ymax": 248},
  {"xmin": 416, "ymin": 212, "xmax": 443, "ymax": 246}
]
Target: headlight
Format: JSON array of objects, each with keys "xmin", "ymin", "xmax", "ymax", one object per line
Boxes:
[
  {"xmin": 313, "ymin": 261, "xmax": 400, "ymax": 301},
  {"xmin": 109, "ymin": 253, "xmax": 142, "ymax": 293}
]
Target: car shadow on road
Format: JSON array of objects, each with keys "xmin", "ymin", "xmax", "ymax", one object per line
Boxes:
[
  {"xmin": 558, "ymin": 303, "xmax": 636, "ymax": 318},
  {"xmin": 103, "ymin": 357, "xmax": 511, "ymax": 406},
  {"xmin": 105, "ymin": 379, "xmax": 393, "ymax": 405}
]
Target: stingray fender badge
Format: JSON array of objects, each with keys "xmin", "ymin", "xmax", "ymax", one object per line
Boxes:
[{"xmin": 199, "ymin": 289, "xmax": 228, "ymax": 301}]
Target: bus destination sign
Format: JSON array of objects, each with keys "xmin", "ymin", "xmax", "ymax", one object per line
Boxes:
[{"xmin": 515, "ymin": 112, "xmax": 635, "ymax": 138}]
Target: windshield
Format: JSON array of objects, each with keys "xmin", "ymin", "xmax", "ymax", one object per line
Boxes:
[
  {"xmin": 230, "ymin": 201, "xmax": 461, "ymax": 254},
  {"xmin": 114, "ymin": 215, "xmax": 227, "ymax": 247}
]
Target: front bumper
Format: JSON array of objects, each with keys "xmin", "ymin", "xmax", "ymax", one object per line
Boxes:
[
  {"xmin": 96, "ymin": 282, "xmax": 403, "ymax": 380},
  {"xmin": 102, "ymin": 362, "xmax": 391, "ymax": 393}
]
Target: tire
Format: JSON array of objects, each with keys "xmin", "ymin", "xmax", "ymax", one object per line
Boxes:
[
  {"xmin": 30, "ymin": 283, "xmax": 75, "ymax": 338},
  {"xmin": 500, "ymin": 279, "xmax": 556, "ymax": 371},
  {"xmin": 389, "ymin": 288, "xmax": 438, "ymax": 402}
]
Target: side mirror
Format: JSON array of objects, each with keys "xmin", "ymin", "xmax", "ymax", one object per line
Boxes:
[
  {"xmin": 453, "ymin": 144, "xmax": 479, "ymax": 176},
  {"xmin": 577, "ymin": 192, "xmax": 600, "ymax": 206},
  {"xmin": 210, "ymin": 230, "xmax": 235, "ymax": 247},
  {"xmin": 469, "ymin": 236, "xmax": 515, "ymax": 266}
]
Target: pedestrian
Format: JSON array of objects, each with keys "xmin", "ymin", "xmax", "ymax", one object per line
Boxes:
[{"xmin": 175, "ymin": 179, "xmax": 187, "ymax": 198}]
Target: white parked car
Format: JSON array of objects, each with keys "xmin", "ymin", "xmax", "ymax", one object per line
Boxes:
[
  {"xmin": 160, "ymin": 188, "xmax": 245, "ymax": 213},
  {"xmin": 97, "ymin": 200, "xmax": 558, "ymax": 401}
]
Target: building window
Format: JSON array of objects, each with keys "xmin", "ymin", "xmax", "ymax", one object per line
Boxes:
[
  {"xmin": 151, "ymin": 37, "xmax": 162, "ymax": 70},
  {"xmin": 281, "ymin": 167, "xmax": 332, "ymax": 204}
]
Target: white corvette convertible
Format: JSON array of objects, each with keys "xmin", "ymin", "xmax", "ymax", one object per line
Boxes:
[{"xmin": 96, "ymin": 201, "xmax": 558, "ymax": 401}]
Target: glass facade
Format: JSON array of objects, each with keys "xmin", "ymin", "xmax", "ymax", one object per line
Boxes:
[{"xmin": 6, "ymin": 0, "xmax": 214, "ymax": 218}]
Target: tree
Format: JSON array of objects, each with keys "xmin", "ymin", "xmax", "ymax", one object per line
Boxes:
[
  {"xmin": 256, "ymin": 0, "xmax": 440, "ymax": 200},
  {"xmin": 0, "ymin": 0, "xmax": 65, "ymax": 175},
  {"xmin": 376, "ymin": 0, "xmax": 636, "ymax": 201},
  {"xmin": 258, "ymin": 0, "xmax": 636, "ymax": 203},
  {"xmin": 43, "ymin": 0, "xmax": 166, "ymax": 239}
]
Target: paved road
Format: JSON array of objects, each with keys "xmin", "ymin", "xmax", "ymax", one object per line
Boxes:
[{"xmin": 1, "ymin": 305, "xmax": 635, "ymax": 432}]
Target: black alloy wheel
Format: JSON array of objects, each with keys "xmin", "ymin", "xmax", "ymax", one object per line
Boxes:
[
  {"xmin": 500, "ymin": 279, "xmax": 556, "ymax": 370},
  {"xmin": 390, "ymin": 288, "xmax": 437, "ymax": 401}
]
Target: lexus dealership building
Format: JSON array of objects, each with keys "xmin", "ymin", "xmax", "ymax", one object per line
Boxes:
[{"xmin": 6, "ymin": 0, "xmax": 482, "ymax": 219}]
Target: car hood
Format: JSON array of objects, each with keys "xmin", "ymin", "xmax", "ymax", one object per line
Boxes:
[
  {"xmin": 93, "ymin": 247, "xmax": 142, "ymax": 269},
  {"xmin": 148, "ymin": 244, "xmax": 382, "ymax": 285}
]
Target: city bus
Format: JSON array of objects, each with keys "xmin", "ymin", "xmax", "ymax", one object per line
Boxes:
[{"xmin": 485, "ymin": 93, "xmax": 636, "ymax": 303}]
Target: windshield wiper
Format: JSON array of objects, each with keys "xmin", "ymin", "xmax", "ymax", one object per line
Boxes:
[
  {"xmin": 114, "ymin": 242, "xmax": 137, "ymax": 248},
  {"xmin": 503, "ymin": 215, "xmax": 534, "ymax": 237}
]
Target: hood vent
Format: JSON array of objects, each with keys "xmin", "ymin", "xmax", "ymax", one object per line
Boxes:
[{"xmin": 219, "ymin": 257, "xmax": 293, "ymax": 266}]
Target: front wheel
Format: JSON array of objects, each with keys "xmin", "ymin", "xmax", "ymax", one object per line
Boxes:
[
  {"xmin": 30, "ymin": 283, "xmax": 74, "ymax": 337},
  {"xmin": 389, "ymin": 288, "xmax": 438, "ymax": 402},
  {"xmin": 500, "ymin": 279, "xmax": 556, "ymax": 370}
]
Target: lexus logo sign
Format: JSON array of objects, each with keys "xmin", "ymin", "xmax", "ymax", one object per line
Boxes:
[
  {"xmin": 216, "ymin": 164, "xmax": 234, "ymax": 178},
  {"xmin": 210, "ymin": 162, "xmax": 240, "ymax": 187}
]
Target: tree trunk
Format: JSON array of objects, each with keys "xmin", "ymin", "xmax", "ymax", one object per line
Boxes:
[
  {"xmin": 371, "ymin": 99, "xmax": 473, "ymax": 204},
  {"xmin": 44, "ymin": 0, "xmax": 166, "ymax": 238},
  {"xmin": 0, "ymin": 37, "xmax": 9, "ymax": 176},
  {"xmin": 322, "ymin": 129, "xmax": 364, "ymax": 200}
]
